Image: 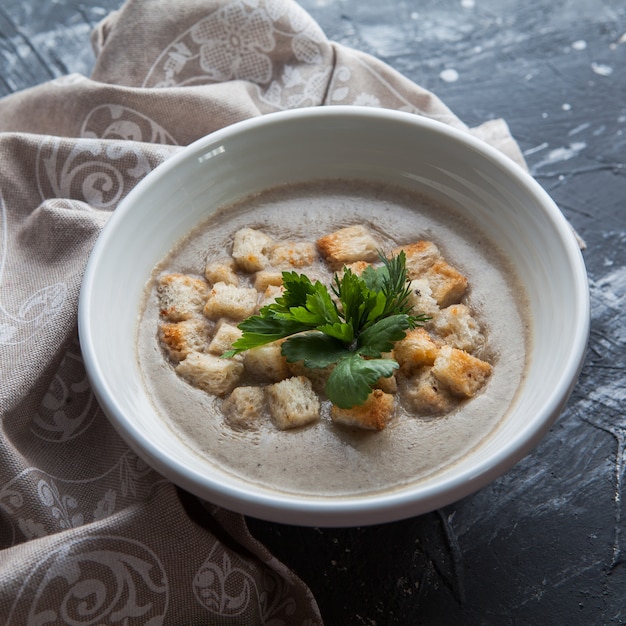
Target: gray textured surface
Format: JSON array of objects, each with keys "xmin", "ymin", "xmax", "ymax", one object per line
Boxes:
[{"xmin": 2, "ymin": 0, "xmax": 624, "ymax": 624}]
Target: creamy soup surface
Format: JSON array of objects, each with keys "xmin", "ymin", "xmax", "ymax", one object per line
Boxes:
[{"xmin": 136, "ymin": 179, "xmax": 530, "ymax": 498}]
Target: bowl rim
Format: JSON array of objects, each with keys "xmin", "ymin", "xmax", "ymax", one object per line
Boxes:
[{"xmin": 78, "ymin": 105, "xmax": 590, "ymax": 526}]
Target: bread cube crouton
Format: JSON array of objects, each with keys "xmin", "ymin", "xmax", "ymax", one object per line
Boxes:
[
  {"xmin": 232, "ymin": 228, "xmax": 274, "ymax": 272},
  {"xmin": 269, "ymin": 241, "xmax": 318, "ymax": 268},
  {"xmin": 208, "ymin": 320, "xmax": 243, "ymax": 356},
  {"xmin": 257, "ymin": 285, "xmax": 284, "ymax": 310},
  {"xmin": 203, "ymin": 282, "xmax": 258, "ymax": 321},
  {"xmin": 159, "ymin": 318, "xmax": 213, "ymax": 363},
  {"xmin": 393, "ymin": 241, "xmax": 441, "ymax": 279},
  {"xmin": 157, "ymin": 273, "xmax": 209, "ymax": 322},
  {"xmin": 376, "ymin": 370, "xmax": 398, "ymax": 394},
  {"xmin": 331, "ymin": 389, "xmax": 395, "ymax": 431},
  {"xmin": 431, "ymin": 345, "xmax": 492, "ymax": 398},
  {"xmin": 316, "ymin": 225, "xmax": 380, "ymax": 269},
  {"xmin": 423, "ymin": 261, "xmax": 468, "ymax": 307},
  {"xmin": 205, "ymin": 259, "xmax": 239, "ymax": 287},
  {"xmin": 266, "ymin": 376, "xmax": 320, "ymax": 429},
  {"xmin": 408, "ymin": 279, "xmax": 440, "ymax": 318},
  {"xmin": 432, "ymin": 304, "xmax": 485, "ymax": 353},
  {"xmin": 401, "ymin": 367, "xmax": 456, "ymax": 415},
  {"xmin": 222, "ymin": 386, "xmax": 266, "ymax": 430},
  {"xmin": 336, "ymin": 261, "xmax": 374, "ymax": 282},
  {"xmin": 394, "ymin": 328, "xmax": 440, "ymax": 374},
  {"xmin": 253, "ymin": 270, "xmax": 284, "ymax": 291},
  {"xmin": 243, "ymin": 342, "xmax": 290, "ymax": 382},
  {"xmin": 176, "ymin": 352, "xmax": 244, "ymax": 396}
]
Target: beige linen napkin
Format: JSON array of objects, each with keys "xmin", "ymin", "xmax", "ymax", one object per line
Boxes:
[{"xmin": 0, "ymin": 0, "xmax": 532, "ymax": 623}]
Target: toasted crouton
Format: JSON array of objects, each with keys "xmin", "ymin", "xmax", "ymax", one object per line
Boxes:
[
  {"xmin": 408, "ymin": 279, "xmax": 440, "ymax": 318},
  {"xmin": 423, "ymin": 261, "xmax": 468, "ymax": 307},
  {"xmin": 431, "ymin": 345, "xmax": 492, "ymax": 398},
  {"xmin": 266, "ymin": 376, "xmax": 320, "ymax": 429},
  {"xmin": 205, "ymin": 259, "xmax": 239, "ymax": 286},
  {"xmin": 208, "ymin": 320, "xmax": 243, "ymax": 356},
  {"xmin": 376, "ymin": 367, "xmax": 398, "ymax": 394},
  {"xmin": 157, "ymin": 273, "xmax": 209, "ymax": 322},
  {"xmin": 394, "ymin": 328, "xmax": 440, "ymax": 374},
  {"xmin": 317, "ymin": 225, "xmax": 380, "ymax": 269},
  {"xmin": 243, "ymin": 342, "xmax": 290, "ymax": 382},
  {"xmin": 222, "ymin": 386, "xmax": 266, "ymax": 430},
  {"xmin": 203, "ymin": 282, "xmax": 258, "ymax": 321},
  {"xmin": 254, "ymin": 270, "xmax": 284, "ymax": 291},
  {"xmin": 159, "ymin": 318, "xmax": 213, "ymax": 363},
  {"xmin": 176, "ymin": 352, "xmax": 244, "ymax": 396},
  {"xmin": 232, "ymin": 228, "xmax": 274, "ymax": 272},
  {"xmin": 401, "ymin": 367, "xmax": 456, "ymax": 415},
  {"xmin": 257, "ymin": 284, "xmax": 285, "ymax": 310},
  {"xmin": 269, "ymin": 241, "xmax": 318, "ymax": 268},
  {"xmin": 331, "ymin": 389, "xmax": 395, "ymax": 431},
  {"xmin": 432, "ymin": 304, "xmax": 485, "ymax": 353},
  {"xmin": 393, "ymin": 241, "xmax": 441, "ymax": 278}
]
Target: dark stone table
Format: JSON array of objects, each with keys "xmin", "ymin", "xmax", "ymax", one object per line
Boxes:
[{"xmin": 2, "ymin": 0, "xmax": 624, "ymax": 623}]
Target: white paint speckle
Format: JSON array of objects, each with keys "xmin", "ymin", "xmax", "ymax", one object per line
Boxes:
[
  {"xmin": 410, "ymin": 11, "xmax": 419, "ymax": 20},
  {"xmin": 440, "ymin": 68, "xmax": 459, "ymax": 82},
  {"xmin": 568, "ymin": 122, "xmax": 590, "ymax": 136},
  {"xmin": 591, "ymin": 62, "xmax": 614, "ymax": 76},
  {"xmin": 572, "ymin": 40, "xmax": 587, "ymax": 50},
  {"xmin": 523, "ymin": 142, "xmax": 548, "ymax": 157},
  {"xmin": 562, "ymin": 103, "xmax": 572, "ymax": 111},
  {"xmin": 530, "ymin": 141, "xmax": 586, "ymax": 172},
  {"xmin": 542, "ymin": 112, "xmax": 548, "ymax": 119},
  {"xmin": 461, "ymin": 0, "xmax": 475, "ymax": 8}
]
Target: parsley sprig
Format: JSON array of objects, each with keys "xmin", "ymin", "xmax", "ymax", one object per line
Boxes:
[{"xmin": 224, "ymin": 251, "xmax": 429, "ymax": 409}]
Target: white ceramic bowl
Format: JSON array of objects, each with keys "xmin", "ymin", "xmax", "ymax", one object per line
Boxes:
[{"xmin": 78, "ymin": 106, "xmax": 589, "ymax": 526}]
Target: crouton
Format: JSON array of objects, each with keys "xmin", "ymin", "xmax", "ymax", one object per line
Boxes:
[
  {"xmin": 208, "ymin": 320, "xmax": 243, "ymax": 356},
  {"xmin": 423, "ymin": 260, "xmax": 468, "ymax": 307},
  {"xmin": 317, "ymin": 225, "xmax": 380, "ymax": 269},
  {"xmin": 257, "ymin": 284, "xmax": 285, "ymax": 310},
  {"xmin": 376, "ymin": 370, "xmax": 398, "ymax": 394},
  {"xmin": 254, "ymin": 270, "xmax": 284, "ymax": 291},
  {"xmin": 243, "ymin": 342, "xmax": 290, "ymax": 382},
  {"xmin": 431, "ymin": 345, "xmax": 492, "ymax": 398},
  {"xmin": 158, "ymin": 318, "xmax": 213, "ymax": 363},
  {"xmin": 393, "ymin": 241, "xmax": 441, "ymax": 279},
  {"xmin": 232, "ymin": 228, "xmax": 274, "ymax": 272},
  {"xmin": 222, "ymin": 386, "xmax": 266, "ymax": 430},
  {"xmin": 176, "ymin": 352, "xmax": 244, "ymax": 396},
  {"xmin": 157, "ymin": 273, "xmax": 209, "ymax": 322},
  {"xmin": 331, "ymin": 389, "xmax": 395, "ymax": 431},
  {"xmin": 401, "ymin": 366, "xmax": 456, "ymax": 415},
  {"xmin": 407, "ymin": 279, "xmax": 440, "ymax": 318},
  {"xmin": 205, "ymin": 259, "xmax": 239, "ymax": 286},
  {"xmin": 394, "ymin": 328, "xmax": 440, "ymax": 374},
  {"xmin": 269, "ymin": 241, "xmax": 318, "ymax": 268},
  {"xmin": 203, "ymin": 282, "xmax": 258, "ymax": 321},
  {"xmin": 266, "ymin": 376, "xmax": 320, "ymax": 429},
  {"xmin": 432, "ymin": 304, "xmax": 485, "ymax": 353}
]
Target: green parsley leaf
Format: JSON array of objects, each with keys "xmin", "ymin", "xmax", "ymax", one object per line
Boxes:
[
  {"xmin": 281, "ymin": 332, "xmax": 347, "ymax": 368},
  {"xmin": 356, "ymin": 314, "xmax": 412, "ymax": 357},
  {"xmin": 325, "ymin": 355, "xmax": 399, "ymax": 409}
]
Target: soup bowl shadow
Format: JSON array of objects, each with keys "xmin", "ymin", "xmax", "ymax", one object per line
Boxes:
[{"xmin": 78, "ymin": 106, "xmax": 589, "ymax": 527}]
